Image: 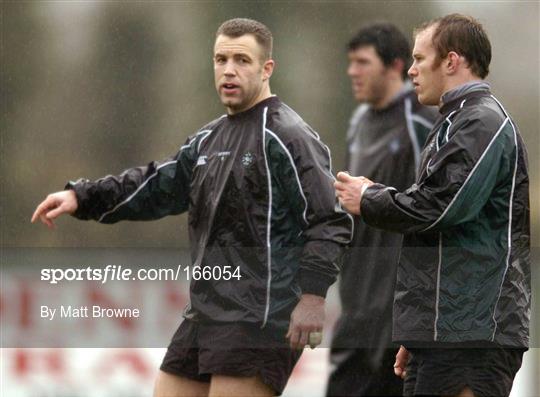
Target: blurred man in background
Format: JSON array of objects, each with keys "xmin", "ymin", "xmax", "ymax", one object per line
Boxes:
[
  {"xmin": 327, "ymin": 23, "xmax": 436, "ymax": 397},
  {"xmin": 32, "ymin": 18, "xmax": 352, "ymax": 397},
  {"xmin": 336, "ymin": 14, "xmax": 530, "ymax": 397}
]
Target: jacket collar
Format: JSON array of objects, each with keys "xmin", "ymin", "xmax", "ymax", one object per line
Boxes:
[
  {"xmin": 439, "ymin": 81, "xmax": 491, "ymax": 114},
  {"xmin": 226, "ymin": 96, "xmax": 280, "ymax": 121}
]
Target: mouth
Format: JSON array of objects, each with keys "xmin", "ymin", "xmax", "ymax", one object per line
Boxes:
[
  {"xmin": 221, "ymin": 83, "xmax": 240, "ymax": 95},
  {"xmin": 352, "ymin": 83, "xmax": 364, "ymax": 94}
]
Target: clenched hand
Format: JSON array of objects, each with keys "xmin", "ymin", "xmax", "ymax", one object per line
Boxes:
[{"xmin": 334, "ymin": 172, "xmax": 374, "ymax": 215}]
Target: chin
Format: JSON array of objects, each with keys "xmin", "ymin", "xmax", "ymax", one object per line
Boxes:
[
  {"xmin": 418, "ymin": 94, "xmax": 436, "ymax": 107},
  {"xmin": 354, "ymin": 93, "xmax": 366, "ymax": 102},
  {"xmin": 221, "ymin": 98, "xmax": 238, "ymax": 107}
]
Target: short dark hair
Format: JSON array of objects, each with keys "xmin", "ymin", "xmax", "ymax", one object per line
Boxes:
[
  {"xmin": 348, "ymin": 22, "xmax": 411, "ymax": 80},
  {"xmin": 216, "ymin": 18, "xmax": 273, "ymax": 61},
  {"xmin": 415, "ymin": 13, "xmax": 491, "ymax": 79}
]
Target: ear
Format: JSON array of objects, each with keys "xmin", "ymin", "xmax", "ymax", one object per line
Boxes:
[
  {"xmin": 445, "ymin": 51, "xmax": 461, "ymax": 75},
  {"xmin": 262, "ymin": 59, "xmax": 275, "ymax": 81},
  {"xmin": 389, "ymin": 58, "xmax": 405, "ymax": 79}
]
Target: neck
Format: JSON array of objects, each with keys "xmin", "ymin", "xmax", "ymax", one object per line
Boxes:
[
  {"xmin": 372, "ymin": 78, "xmax": 404, "ymax": 110},
  {"xmin": 440, "ymin": 73, "xmax": 482, "ymax": 106},
  {"xmin": 227, "ymin": 84, "xmax": 272, "ymax": 115},
  {"xmin": 253, "ymin": 85, "xmax": 273, "ymax": 108}
]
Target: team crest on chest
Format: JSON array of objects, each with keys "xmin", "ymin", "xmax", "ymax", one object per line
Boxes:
[{"xmin": 241, "ymin": 152, "xmax": 255, "ymax": 167}]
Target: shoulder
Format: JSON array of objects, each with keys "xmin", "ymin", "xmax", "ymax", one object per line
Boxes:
[
  {"xmin": 345, "ymin": 104, "xmax": 370, "ymax": 141},
  {"xmin": 179, "ymin": 115, "xmax": 226, "ymax": 155},
  {"xmin": 189, "ymin": 115, "xmax": 227, "ymax": 140},
  {"xmin": 453, "ymin": 94, "xmax": 508, "ymax": 135},
  {"xmin": 197, "ymin": 114, "xmax": 227, "ymax": 134},
  {"xmin": 264, "ymin": 101, "xmax": 332, "ymax": 166},
  {"xmin": 350, "ymin": 104, "xmax": 370, "ymax": 126},
  {"xmin": 265, "ymin": 101, "xmax": 321, "ymax": 145}
]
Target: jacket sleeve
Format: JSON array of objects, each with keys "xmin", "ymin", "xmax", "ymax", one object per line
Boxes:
[
  {"xmin": 361, "ymin": 113, "xmax": 513, "ymax": 234},
  {"xmin": 66, "ymin": 134, "xmax": 201, "ymax": 223},
  {"xmin": 268, "ymin": 126, "xmax": 353, "ymax": 297}
]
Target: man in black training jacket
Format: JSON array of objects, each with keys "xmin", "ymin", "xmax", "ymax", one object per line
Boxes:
[
  {"xmin": 327, "ymin": 23, "xmax": 436, "ymax": 397},
  {"xmin": 32, "ymin": 18, "xmax": 352, "ymax": 397},
  {"xmin": 335, "ymin": 14, "xmax": 530, "ymax": 397}
]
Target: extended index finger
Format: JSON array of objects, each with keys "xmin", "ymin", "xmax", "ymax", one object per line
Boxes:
[{"xmin": 31, "ymin": 198, "xmax": 53, "ymax": 223}]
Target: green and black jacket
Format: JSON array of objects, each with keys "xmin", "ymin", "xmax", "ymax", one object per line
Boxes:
[
  {"xmin": 68, "ymin": 96, "xmax": 353, "ymax": 330},
  {"xmin": 362, "ymin": 86, "xmax": 530, "ymax": 348}
]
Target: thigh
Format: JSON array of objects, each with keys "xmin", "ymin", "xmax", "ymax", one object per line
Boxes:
[
  {"xmin": 160, "ymin": 319, "xmax": 211, "ymax": 383},
  {"xmin": 209, "ymin": 374, "xmax": 275, "ymax": 397},
  {"xmin": 198, "ymin": 322, "xmax": 302, "ymax": 395},
  {"xmin": 153, "ymin": 370, "xmax": 210, "ymax": 397}
]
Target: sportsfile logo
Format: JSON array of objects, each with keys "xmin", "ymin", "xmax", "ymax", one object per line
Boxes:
[{"xmin": 41, "ymin": 265, "xmax": 183, "ymax": 284}]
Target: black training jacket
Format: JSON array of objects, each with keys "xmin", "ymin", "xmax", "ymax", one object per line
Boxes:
[
  {"xmin": 68, "ymin": 96, "xmax": 352, "ymax": 330},
  {"xmin": 361, "ymin": 87, "xmax": 530, "ymax": 348}
]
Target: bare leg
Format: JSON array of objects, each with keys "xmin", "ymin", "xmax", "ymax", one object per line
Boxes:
[
  {"xmin": 208, "ymin": 374, "xmax": 275, "ymax": 397},
  {"xmin": 153, "ymin": 370, "xmax": 210, "ymax": 397}
]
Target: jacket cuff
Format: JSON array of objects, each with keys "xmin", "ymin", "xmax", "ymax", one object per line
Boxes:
[
  {"xmin": 298, "ymin": 269, "xmax": 334, "ymax": 297},
  {"xmin": 360, "ymin": 183, "xmax": 386, "ymax": 226},
  {"xmin": 64, "ymin": 179, "xmax": 90, "ymax": 220}
]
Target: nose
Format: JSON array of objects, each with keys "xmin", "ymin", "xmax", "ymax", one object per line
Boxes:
[
  {"xmin": 347, "ymin": 63, "xmax": 358, "ymax": 77},
  {"xmin": 223, "ymin": 60, "xmax": 236, "ymax": 76},
  {"xmin": 408, "ymin": 64, "xmax": 416, "ymax": 78}
]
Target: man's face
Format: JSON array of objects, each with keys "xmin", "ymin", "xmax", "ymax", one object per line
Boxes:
[
  {"xmin": 214, "ymin": 34, "xmax": 271, "ymax": 114},
  {"xmin": 347, "ymin": 45, "xmax": 389, "ymax": 105},
  {"xmin": 408, "ymin": 27, "xmax": 445, "ymax": 106}
]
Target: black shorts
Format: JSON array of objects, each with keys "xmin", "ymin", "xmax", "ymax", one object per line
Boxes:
[
  {"xmin": 403, "ymin": 346, "xmax": 525, "ymax": 397},
  {"xmin": 326, "ymin": 348, "xmax": 403, "ymax": 396},
  {"xmin": 159, "ymin": 319, "xmax": 302, "ymax": 395}
]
